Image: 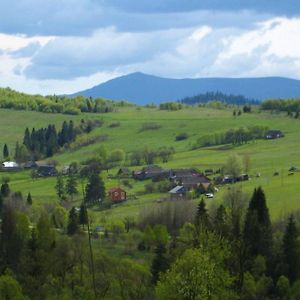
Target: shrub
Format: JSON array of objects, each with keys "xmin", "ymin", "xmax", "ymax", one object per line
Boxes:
[
  {"xmin": 140, "ymin": 122, "xmax": 162, "ymax": 132},
  {"xmin": 175, "ymin": 133, "xmax": 189, "ymax": 141}
]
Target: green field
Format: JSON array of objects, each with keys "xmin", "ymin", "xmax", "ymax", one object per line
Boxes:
[{"xmin": 1, "ymin": 106, "xmax": 300, "ymax": 223}]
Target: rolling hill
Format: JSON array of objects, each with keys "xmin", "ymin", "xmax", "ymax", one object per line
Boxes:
[{"xmin": 71, "ymin": 72, "xmax": 300, "ymax": 105}]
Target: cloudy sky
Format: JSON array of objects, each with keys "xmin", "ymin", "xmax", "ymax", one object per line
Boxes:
[{"xmin": 1, "ymin": 0, "xmax": 300, "ymax": 95}]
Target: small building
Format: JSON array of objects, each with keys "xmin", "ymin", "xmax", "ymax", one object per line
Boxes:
[
  {"xmin": 36, "ymin": 165, "xmax": 58, "ymax": 177},
  {"xmin": 133, "ymin": 165, "xmax": 169, "ymax": 180},
  {"xmin": 108, "ymin": 187, "xmax": 127, "ymax": 203},
  {"xmin": 1, "ymin": 161, "xmax": 20, "ymax": 171},
  {"xmin": 168, "ymin": 185, "xmax": 186, "ymax": 200},
  {"xmin": 266, "ymin": 130, "xmax": 284, "ymax": 139},
  {"xmin": 23, "ymin": 161, "xmax": 38, "ymax": 169}
]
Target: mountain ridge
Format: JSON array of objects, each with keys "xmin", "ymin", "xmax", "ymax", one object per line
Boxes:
[{"xmin": 71, "ymin": 72, "xmax": 300, "ymax": 104}]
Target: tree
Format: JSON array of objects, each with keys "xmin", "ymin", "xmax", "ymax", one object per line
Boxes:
[
  {"xmin": 3, "ymin": 144, "xmax": 9, "ymax": 159},
  {"xmin": 0, "ymin": 179, "xmax": 10, "ymax": 197},
  {"xmin": 282, "ymin": 215, "xmax": 300, "ymax": 283},
  {"xmin": 66, "ymin": 173, "xmax": 78, "ymax": 199},
  {"xmin": 0, "ymin": 273, "xmax": 28, "ymax": 300},
  {"xmin": 67, "ymin": 207, "xmax": 79, "ymax": 235},
  {"xmin": 276, "ymin": 276, "xmax": 290, "ymax": 299},
  {"xmin": 156, "ymin": 246, "xmax": 236, "ymax": 299},
  {"xmin": 109, "ymin": 149, "xmax": 125, "ymax": 165},
  {"xmin": 195, "ymin": 198, "xmax": 210, "ymax": 231},
  {"xmin": 151, "ymin": 243, "xmax": 169, "ymax": 284},
  {"xmin": 243, "ymin": 187, "xmax": 272, "ymax": 264},
  {"xmin": 26, "ymin": 192, "xmax": 32, "ymax": 205},
  {"xmin": 55, "ymin": 174, "xmax": 65, "ymax": 201},
  {"xmin": 79, "ymin": 204, "xmax": 88, "ymax": 229},
  {"xmin": 85, "ymin": 174, "xmax": 105, "ymax": 204},
  {"xmin": 243, "ymin": 154, "xmax": 251, "ymax": 173},
  {"xmin": 224, "ymin": 154, "xmax": 242, "ymax": 179}
]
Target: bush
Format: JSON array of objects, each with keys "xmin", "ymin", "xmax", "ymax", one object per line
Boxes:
[
  {"xmin": 108, "ymin": 122, "xmax": 120, "ymax": 128},
  {"xmin": 175, "ymin": 133, "xmax": 189, "ymax": 141},
  {"xmin": 140, "ymin": 122, "xmax": 162, "ymax": 132}
]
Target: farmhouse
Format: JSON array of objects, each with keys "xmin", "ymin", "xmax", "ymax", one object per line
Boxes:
[
  {"xmin": 169, "ymin": 168, "xmax": 211, "ymax": 190},
  {"xmin": 133, "ymin": 165, "xmax": 169, "ymax": 180},
  {"xmin": 108, "ymin": 187, "xmax": 127, "ymax": 203},
  {"xmin": 265, "ymin": 130, "xmax": 284, "ymax": 139},
  {"xmin": 168, "ymin": 185, "xmax": 186, "ymax": 200},
  {"xmin": 36, "ymin": 165, "xmax": 58, "ymax": 177}
]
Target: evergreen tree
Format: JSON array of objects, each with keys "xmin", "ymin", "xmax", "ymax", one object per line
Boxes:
[
  {"xmin": 282, "ymin": 215, "xmax": 300, "ymax": 283},
  {"xmin": 213, "ymin": 204, "xmax": 229, "ymax": 237},
  {"xmin": 27, "ymin": 192, "xmax": 32, "ymax": 205},
  {"xmin": 55, "ymin": 174, "xmax": 65, "ymax": 201},
  {"xmin": 67, "ymin": 207, "xmax": 79, "ymax": 235},
  {"xmin": 0, "ymin": 181, "xmax": 10, "ymax": 197},
  {"xmin": 195, "ymin": 198, "xmax": 210, "ymax": 230},
  {"xmin": 66, "ymin": 173, "xmax": 78, "ymax": 199},
  {"xmin": 3, "ymin": 144, "xmax": 9, "ymax": 159},
  {"xmin": 79, "ymin": 204, "xmax": 88, "ymax": 229},
  {"xmin": 14, "ymin": 142, "xmax": 20, "ymax": 161},
  {"xmin": 151, "ymin": 243, "xmax": 169, "ymax": 284},
  {"xmin": 85, "ymin": 173, "xmax": 105, "ymax": 204},
  {"xmin": 23, "ymin": 127, "xmax": 31, "ymax": 150},
  {"xmin": 243, "ymin": 187, "xmax": 272, "ymax": 262}
]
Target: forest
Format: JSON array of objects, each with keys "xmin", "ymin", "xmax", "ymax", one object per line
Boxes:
[{"xmin": 0, "ymin": 174, "xmax": 300, "ymax": 299}]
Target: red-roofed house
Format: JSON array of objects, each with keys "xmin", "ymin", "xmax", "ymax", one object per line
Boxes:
[{"xmin": 108, "ymin": 187, "xmax": 127, "ymax": 203}]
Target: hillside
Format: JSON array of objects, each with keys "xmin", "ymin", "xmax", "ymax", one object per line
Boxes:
[{"xmin": 71, "ymin": 72, "xmax": 300, "ymax": 105}]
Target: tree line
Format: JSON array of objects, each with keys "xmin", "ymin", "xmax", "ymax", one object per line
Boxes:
[
  {"xmin": 193, "ymin": 125, "xmax": 269, "ymax": 149},
  {"xmin": 0, "ymin": 87, "xmax": 132, "ymax": 116},
  {"xmin": 180, "ymin": 91, "xmax": 259, "ymax": 106}
]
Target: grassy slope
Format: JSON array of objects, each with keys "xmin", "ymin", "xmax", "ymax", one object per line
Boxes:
[{"xmin": 1, "ymin": 107, "xmax": 300, "ymax": 223}]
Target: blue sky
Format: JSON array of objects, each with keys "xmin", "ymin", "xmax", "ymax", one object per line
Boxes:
[{"xmin": 0, "ymin": 0, "xmax": 300, "ymax": 94}]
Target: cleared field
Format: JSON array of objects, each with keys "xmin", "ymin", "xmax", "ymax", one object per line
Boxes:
[{"xmin": 1, "ymin": 106, "xmax": 300, "ymax": 222}]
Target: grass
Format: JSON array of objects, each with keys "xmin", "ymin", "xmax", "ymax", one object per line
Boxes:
[{"xmin": 1, "ymin": 106, "xmax": 300, "ymax": 224}]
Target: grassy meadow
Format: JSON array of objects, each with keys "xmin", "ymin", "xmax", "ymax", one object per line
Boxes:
[{"xmin": 1, "ymin": 106, "xmax": 300, "ymax": 225}]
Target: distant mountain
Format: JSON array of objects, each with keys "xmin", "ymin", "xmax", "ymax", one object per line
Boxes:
[{"xmin": 71, "ymin": 72, "xmax": 300, "ymax": 105}]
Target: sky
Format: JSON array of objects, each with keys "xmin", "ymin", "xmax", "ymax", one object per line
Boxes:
[{"xmin": 1, "ymin": 0, "xmax": 300, "ymax": 95}]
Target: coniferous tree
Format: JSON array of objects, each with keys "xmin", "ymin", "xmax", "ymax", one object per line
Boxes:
[
  {"xmin": 23, "ymin": 127, "xmax": 31, "ymax": 149},
  {"xmin": 3, "ymin": 144, "xmax": 9, "ymax": 159},
  {"xmin": 55, "ymin": 174, "xmax": 65, "ymax": 201},
  {"xmin": 1, "ymin": 180, "xmax": 10, "ymax": 197},
  {"xmin": 85, "ymin": 173, "xmax": 105, "ymax": 204},
  {"xmin": 79, "ymin": 204, "xmax": 88, "ymax": 229},
  {"xmin": 27, "ymin": 192, "xmax": 32, "ymax": 205},
  {"xmin": 243, "ymin": 187, "xmax": 272, "ymax": 262},
  {"xmin": 66, "ymin": 173, "xmax": 78, "ymax": 199},
  {"xmin": 213, "ymin": 204, "xmax": 229, "ymax": 237},
  {"xmin": 151, "ymin": 243, "xmax": 169, "ymax": 284},
  {"xmin": 195, "ymin": 198, "xmax": 210, "ymax": 230},
  {"xmin": 67, "ymin": 207, "xmax": 79, "ymax": 235},
  {"xmin": 282, "ymin": 215, "xmax": 300, "ymax": 283}
]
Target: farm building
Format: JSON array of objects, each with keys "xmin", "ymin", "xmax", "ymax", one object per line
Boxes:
[
  {"xmin": 265, "ymin": 130, "xmax": 284, "ymax": 139},
  {"xmin": 1, "ymin": 161, "xmax": 20, "ymax": 171},
  {"xmin": 108, "ymin": 187, "xmax": 127, "ymax": 203},
  {"xmin": 133, "ymin": 165, "xmax": 169, "ymax": 180},
  {"xmin": 168, "ymin": 185, "xmax": 186, "ymax": 200},
  {"xmin": 36, "ymin": 165, "xmax": 58, "ymax": 177}
]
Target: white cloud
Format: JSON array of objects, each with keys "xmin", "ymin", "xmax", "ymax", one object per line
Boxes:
[{"xmin": 1, "ymin": 17, "xmax": 300, "ymax": 94}]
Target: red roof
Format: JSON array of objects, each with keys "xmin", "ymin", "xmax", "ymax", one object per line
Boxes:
[{"xmin": 108, "ymin": 187, "xmax": 125, "ymax": 193}]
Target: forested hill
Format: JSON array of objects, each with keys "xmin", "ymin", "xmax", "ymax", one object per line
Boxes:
[
  {"xmin": 71, "ymin": 72, "xmax": 300, "ymax": 105},
  {"xmin": 180, "ymin": 92, "xmax": 258, "ymax": 105}
]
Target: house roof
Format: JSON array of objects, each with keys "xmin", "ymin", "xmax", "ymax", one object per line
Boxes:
[
  {"xmin": 181, "ymin": 175, "xmax": 211, "ymax": 185},
  {"xmin": 169, "ymin": 186, "xmax": 185, "ymax": 194}
]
